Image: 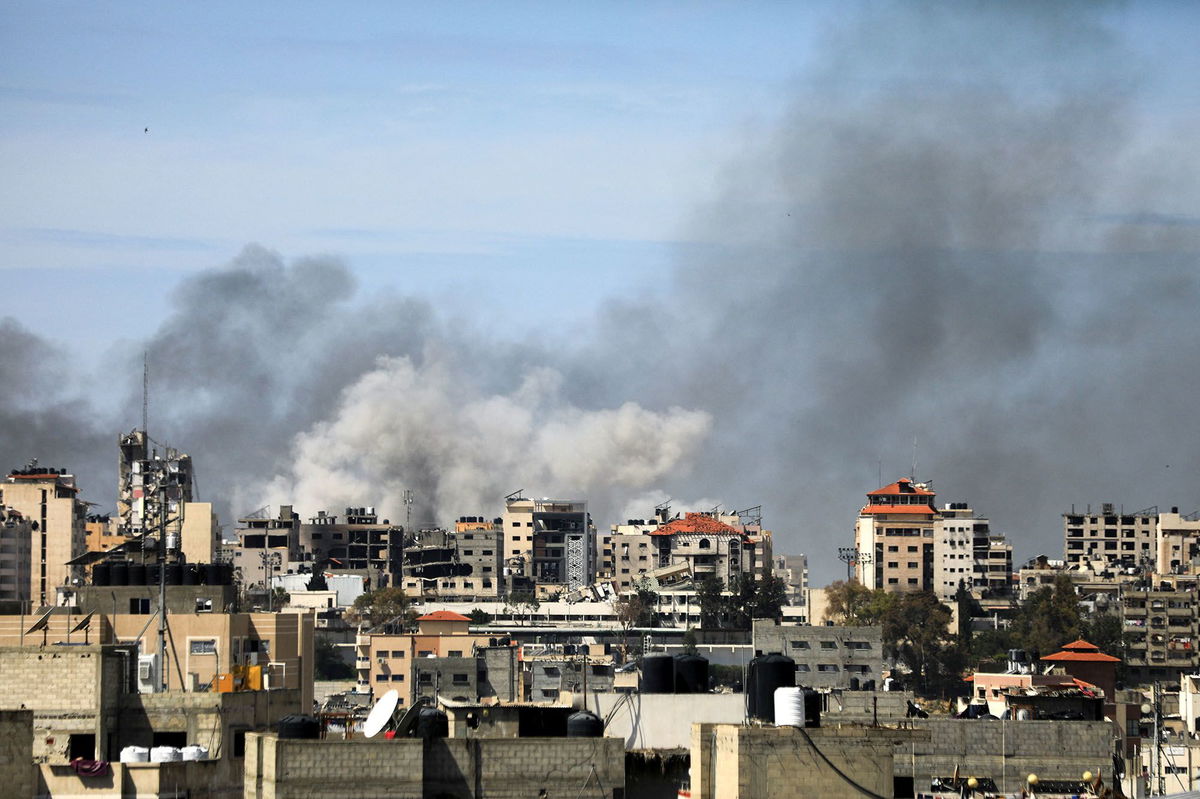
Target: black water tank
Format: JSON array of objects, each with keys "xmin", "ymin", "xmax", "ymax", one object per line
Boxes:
[
  {"xmin": 863, "ymin": 679, "xmax": 876, "ymax": 692},
  {"xmin": 674, "ymin": 654, "xmax": 709, "ymax": 694},
  {"xmin": 110, "ymin": 561, "xmax": 129, "ymax": 586},
  {"xmin": 218, "ymin": 563, "xmax": 235, "ymax": 585},
  {"xmin": 415, "ymin": 708, "xmax": 448, "ymax": 739},
  {"xmin": 276, "ymin": 715, "xmax": 321, "ymax": 739},
  {"xmin": 127, "ymin": 563, "xmax": 147, "ymax": 586},
  {"xmin": 146, "ymin": 564, "xmax": 161, "ymax": 586},
  {"xmin": 748, "ymin": 653, "xmax": 795, "ymax": 722},
  {"xmin": 566, "ymin": 710, "xmax": 604, "ymax": 738},
  {"xmin": 164, "ymin": 563, "xmax": 183, "ymax": 585},
  {"xmin": 92, "ymin": 562, "xmax": 111, "ymax": 586},
  {"xmin": 181, "ymin": 565, "xmax": 198, "ymax": 585},
  {"xmin": 804, "ymin": 689, "xmax": 822, "ymax": 728},
  {"xmin": 200, "ymin": 563, "xmax": 219, "ymax": 585},
  {"xmin": 642, "ymin": 654, "xmax": 675, "ymax": 693},
  {"xmin": 849, "ymin": 677, "xmax": 861, "ymax": 691}
]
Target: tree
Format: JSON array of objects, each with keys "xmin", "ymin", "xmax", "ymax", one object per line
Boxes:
[
  {"xmin": 349, "ymin": 587, "xmax": 413, "ymax": 632},
  {"xmin": 823, "ymin": 579, "xmax": 876, "ymax": 625},
  {"xmin": 682, "ymin": 627, "xmax": 698, "ymax": 655},
  {"xmin": 505, "ymin": 590, "xmax": 540, "ymax": 625},
  {"xmin": 697, "ymin": 576, "xmax": 726, "ymax": 629},
  {"xmin": 880, "ymin": 591, "xmax": 956, "ymax": 695},
  {"xmin": 1009, "ymin": 574, "xmax": 1081, "ymax": 656},
  {"xmin": 314, "ymin": 636, "xmax": 354, "ymax": 680},
  {"xmin": 468, "ymin": 607, "xmax": 494, "ymax": 625}
]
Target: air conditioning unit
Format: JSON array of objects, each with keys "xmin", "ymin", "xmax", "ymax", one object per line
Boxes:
[{"xmin": 137, "ymin": 654, "xmax": 161, "ymax": 694}]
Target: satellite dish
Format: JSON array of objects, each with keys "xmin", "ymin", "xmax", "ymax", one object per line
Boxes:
[
  {"xmin": 70, "ymin": 611, "xmax": 95, "ymax": 634},
  {"xmin": 363, "ymin": 689, "xmax": 400, "ymax": 739},
  {"xmin": 25, "ymin": 608, "xmax": 54, "ymax": 636}
]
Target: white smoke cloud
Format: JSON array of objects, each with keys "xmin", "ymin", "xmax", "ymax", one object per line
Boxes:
[{"xmin": 253, "ymin": 354, "xmax": 712, "ymax": 525}]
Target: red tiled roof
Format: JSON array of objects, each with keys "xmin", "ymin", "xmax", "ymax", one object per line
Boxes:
[
  {"xmin": 1042, "ymin": 639, "xmax": 1119, "ymax": 662},
  {"xmin": 416, "ymin": 610, "xmax": 471, "ymax": 622},
  {"xmin": 651, "ymin": 512, "xmax": 742, "ymax": 537},
  {"xmin": 868, "ymin": 479, "xmax": 935, "ymax": 497},
  {"xmin": 860, "ymin": 504, "xmax": 937, "ymax": 515}
]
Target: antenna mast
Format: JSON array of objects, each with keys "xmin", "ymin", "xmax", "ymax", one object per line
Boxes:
[
  {"xmin": 911, "ymin": 437, "xmax": 918, "ymax": 481},
  {"xmin": 143, "ymin": 352, "xmax": 149, "ymax": 435}
]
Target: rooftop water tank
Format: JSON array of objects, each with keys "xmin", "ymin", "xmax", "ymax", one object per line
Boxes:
[
  {"xmin": 641, "ymin": 654, "xmax": 675, "ymax": 694},
  {"xmin": 119, "ymin": 746, "xmax": 149, "ymax": 763},
  {"xmin": 276, "ymin": 715, "xmax": 321, "ymax": 740},
  {"xmin": 109, "ymin": 561, "xmax": 129, "ymax": 587},
  {"xmin": 674, "ymin": 654, "xmax": 709, "ymax": 694},
  {"xmin": 415, "ymin": 708, "xmax": 448, "ymax": 739},
  {"xmin": 127, "ymin": 563, "xmax": 147, "ymax": 586},
  {"xmin": 92, "ymin": 562, "xmax": 111, "ymax": 586},
  {"xmin": 566, "ymin": 710, "xmax": 604, "ymax": 738},
  {"xmin": 150, "ymin": 746, "xmax": 182, "ymax": 762},
  {"xmin": 774, "ymin": 686, "xmax": 806, "ymax": 728},
  {"xmin": 748, "ymin": 654, "xmax": 795, "ymax": 722},
  {"xmin": 180, "ymin": 745, "xmax": 209, "ymax": 761}
]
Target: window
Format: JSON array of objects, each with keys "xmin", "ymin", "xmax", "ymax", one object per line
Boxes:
[
  {"xmin": 418, "ymin": 673, "xmax": 432, "ymax": 685},
  {"xmin": 819, "ymin": 641, "xmax": 837, "ymax": 649},
  {"xmin": 448, "ymin": 650, "xmax": 463, "ymax": 657},
  {"xmin": 189, "ymin": 639, "xmax": 217, "ymax": 655},
  {"xmin": 541, "ymin": 689, "xmax": 559, "ymax": 699},
  {"xmin": 887, "ymin": 546, "xmax": 898, "ymax": 552},
  {"xmin": 817, "ymin": 664, "xmax": 839, "ymax": 672},
  {"xmin": 543, "ymin": 666, "xmax": 561, "ymax": 676},
  {"xmin": 452, "ymin": 673, "xmax": 469, "ymax": 684},
  {"xmin": 391, "ymin": 650, "xmax": 406, "ymax": 658},
  {"xmin": 699, "ymin": 539, "xmax": 711, "ymax": 549},
  {"xmin": 790, "ymin": 640, "xmax": 810, "ymax": 649},
  {"xmin": 129, "ymin": 597, "xmax": 151, "ymax": 614},
  {"xmin": 391, "ymin": 674, "xmax": 404, "ymax": 682},
  {"xmin": 795, "ymin": 664, "xmax": 811, "ymax": 672},
  {"xmin": 511, "ymin": 522, "xmax": 521, "ymax": 527},
  {"xmin": 907, "ymin": 562, "xmax": 918, "ymax": 568},
  {"xmin": 375, "ymin": 674, "xmax": 387, "ymax": 682},
  {"xmin": 887, "ymin": 562, "xmax": 898, "ymax": 568}
]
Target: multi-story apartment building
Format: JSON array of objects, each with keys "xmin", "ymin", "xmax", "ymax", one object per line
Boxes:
[
  {"xmin": 233, "ymin": 505, "xmax": 403, "ymax": 590},
  {"xmin": 2, "ymin": 465, "xmax": 87, "ymax": 607},
  {"xmin": 400, "ymin": 517, "xmax": 503, "ymax": 600},
  {"xmin": 502, "ymin": 495, "xmax": 595, "ymax": 595},
  {"xmin": 1121, "ymin": 577, "xmax": 1199, "ymax": 685},
  {"xmin": 773, "ymin": 554, "xmax": 808, "ymax": 607},
  {"xmin": 934, "ymin": 503, "xmax": 1012, "ymax": 601},
  {"xmin": 355, "ymin": 611, "xmax": 498, "ymax": 703},
  {"xmin": 0, "ymin": 504, "xmax": 32, "ymax": 608},
  {"xmin": 1063, "ymin": 503, "xmax": 1157, "ymax": 568},
  {"xmin": 117, "ymin": 429, "xmax": 194, "ymax": 539},
  {"xmin": 753, "ymin": 619, "xmax": 884, "ymax": 690},
  {"xmin": 854, "ymin": 479, "xmax": 937, "ymax": 592},
  {"xmin": 1156, "ymin": 508, "xmax": 1200, "ymax": 576},
  {"xmin": 603, "ymin": 508, "xmax": 774, "ymax": 595}
]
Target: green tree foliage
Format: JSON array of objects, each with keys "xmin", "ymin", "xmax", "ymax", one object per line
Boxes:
[
  {"xmin": 697, "ymin": 575, "xmax": 788, "ymax": 630},
  {"xmin": 1008, "ymin": 574, "xmax": 1081, "ymax": 656},
  {"xmin": 822, "ymin": 579, "xmax": 877, "ymax": 625},
  {"xmin": 349, "ymin": 587, "xmax": 413, "ymax": 632},
  {"xmin": 682, "ymin": 627, "xmax": 698, "ymax": 655},
  {"xmin": 313, "ymin": 636, "xmax": 354, "ymax": 680},
  {"xmin": 614, "ymin": 587, "xmax": 660, "ymax": 631},
  {"xmin": 468, "ymin": 607, "xmax": 494, "ymax": 625}
]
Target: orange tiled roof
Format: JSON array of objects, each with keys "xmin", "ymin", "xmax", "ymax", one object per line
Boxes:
[
  {"xmin": 416, "ymin": 610, "xmax": 471, "ymax": 622},
  {"xmin": 652, "ymin": 512, "xmax": 743, "ymax": 537},
  {"xmin": 861, "ymin": 504, "xmax": 937, "ymax": 515},
  {"xmin": 1042, "ymin": 639, "xmax": 1120, "ymax": 663},
  {"xmin": 868, "ymin": 479, "xmax": 935, "ymax": 496}
]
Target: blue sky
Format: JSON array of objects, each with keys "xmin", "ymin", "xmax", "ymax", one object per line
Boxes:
[
  {"xmin": 4, "ymin": 2, "xmax": 1199, "ymax": 354},
  {"xmin": 0, "ymin": 1, "xmax": 854, "ymax": 351}
]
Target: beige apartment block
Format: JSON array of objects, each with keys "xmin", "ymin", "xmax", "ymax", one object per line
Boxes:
[
  {"xmin": 0, "ymin": 505, "xmax": 32, "ymax": 608},
  {"xmin": 355, "ymin": 610, "xmax": 495, "ymax": 703},
  {"xmin": 2, "ymin": 466, "xmax": 87, "ymax": 607},
  {"xmin": 854, "ymin": 479, "xmax": 937, "ymax": 592}
]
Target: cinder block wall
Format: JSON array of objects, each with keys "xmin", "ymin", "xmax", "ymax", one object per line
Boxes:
[
  {"xmin": 897, "ymin": 719, "xmax": 1114, "ymax": 793},
  {"xmin": 0, "ymin": 710, "xmax": 34, "ymax": 799},
  {"xmin": 245, "ymin": 733, "xmax": 625, "ymax": 799}
]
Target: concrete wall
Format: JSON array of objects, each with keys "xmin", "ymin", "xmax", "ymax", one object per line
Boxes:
[
  {"xmin": 592, "ymin": 692, "xmax": 745, "ymax": 750},
  {"xmin": 896, "ymin": 719, "xmax": 1114, "ymax": 793},
  {"xmin": 0, "ymin": 710, "xmax": 34, "ymax": 799},
  {"xmin": 753, "ymin": 620, "xmax": 884, "ymax": 689},
  {"xmin": 691, "ymin": 722, "xmax": 905, "ymax": 799},
  {"xmin": 37, "ymin": 759, "xmax": 237, "ymax": 799},
  {"xmin": 245, "ymin": 733, "xmax": 625, "ymax": 799}
]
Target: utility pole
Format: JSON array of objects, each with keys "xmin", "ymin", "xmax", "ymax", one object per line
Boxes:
[
  {"xmin": 1151, "ymin": 681, "xmax": 1161, "ymax": 796},
  {"xmin": 157, "ymin": 479, "xmax": 167, "ymax": 692}
]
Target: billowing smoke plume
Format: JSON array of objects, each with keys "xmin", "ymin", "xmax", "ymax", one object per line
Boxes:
[
  {"xmin": 3, "ymin": 3, "xmax": 1199, "ymax": 577},
  {"xmin": 254, "ymin": 357, "xmax": 710, "ymax": 523}
]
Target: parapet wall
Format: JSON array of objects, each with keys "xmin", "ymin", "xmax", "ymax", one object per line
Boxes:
[{"xmin": 245, "ymin": 734, "xmax": 625, "ymax": 799}]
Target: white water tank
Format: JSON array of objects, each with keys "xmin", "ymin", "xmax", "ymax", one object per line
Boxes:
[
  {"xmin": 119, "ymin": 746, "xmax": 149, "ymax": 763},
  {"xmin": 774, "ymin": 686, "xmax": 806, "ymax": 728},
  {"xmin": 180, "ymin": 745, "xmax": 209, "ymax": 761},
  {"xmin": 150, "ymin": 746, "xmax": 182, "ymax": 762}
]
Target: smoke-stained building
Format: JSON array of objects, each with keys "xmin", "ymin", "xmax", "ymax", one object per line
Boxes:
[
  {"xmin": 502, "ymin": 494, "xmax": 595, "ymax": 597},
  {"xmin": 0, "ymin": 505, "xmax": 32, "ymax": 609}
]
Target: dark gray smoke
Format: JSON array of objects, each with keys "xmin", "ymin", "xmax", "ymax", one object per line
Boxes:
[{"xmin": 2, "ymin": 3, "xmax": 1197, "ymax": 580}]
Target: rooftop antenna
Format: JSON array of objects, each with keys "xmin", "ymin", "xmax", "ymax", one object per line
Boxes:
[
  {"xmin": 142, "ymin": 351, "xmax": 149, "ymax": 436},
  {"xmin": 911, "ymin": 437, "xmax": 918, "ymax": 482},
  {"xmin": 402, "ymin": 489, "xmax": 414, "ymax": 528}
]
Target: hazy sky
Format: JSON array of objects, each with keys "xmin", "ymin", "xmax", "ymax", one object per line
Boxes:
[{"xmin": 4, "ymin": 2, "xmax": 1200, "ymax": 580}]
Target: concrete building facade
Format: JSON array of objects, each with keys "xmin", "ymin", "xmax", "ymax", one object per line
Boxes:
[
  {"xmin": 0, "ymin": 505, "xmax": 32, "ymax": 609},
  {"xmin": 855, "ymin": 479, "xmax": 937, "ymax": 592},
  {"xmin": 2, "ymin": 466, "xmax": 87, "ymax": 608},
  {"xmin": 752, "ymin": 619, "xmax": 884, "ymax": 690}
]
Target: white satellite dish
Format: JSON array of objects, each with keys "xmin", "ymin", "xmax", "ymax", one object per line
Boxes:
[{"xmin": 363, "ymin": 689, "xmax": 400, "ymax": 739}]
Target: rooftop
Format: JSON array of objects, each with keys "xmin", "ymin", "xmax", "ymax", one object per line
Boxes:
[{"xmin": 652, "ymin": 512, "xmax": 743, "ymax": 537}]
